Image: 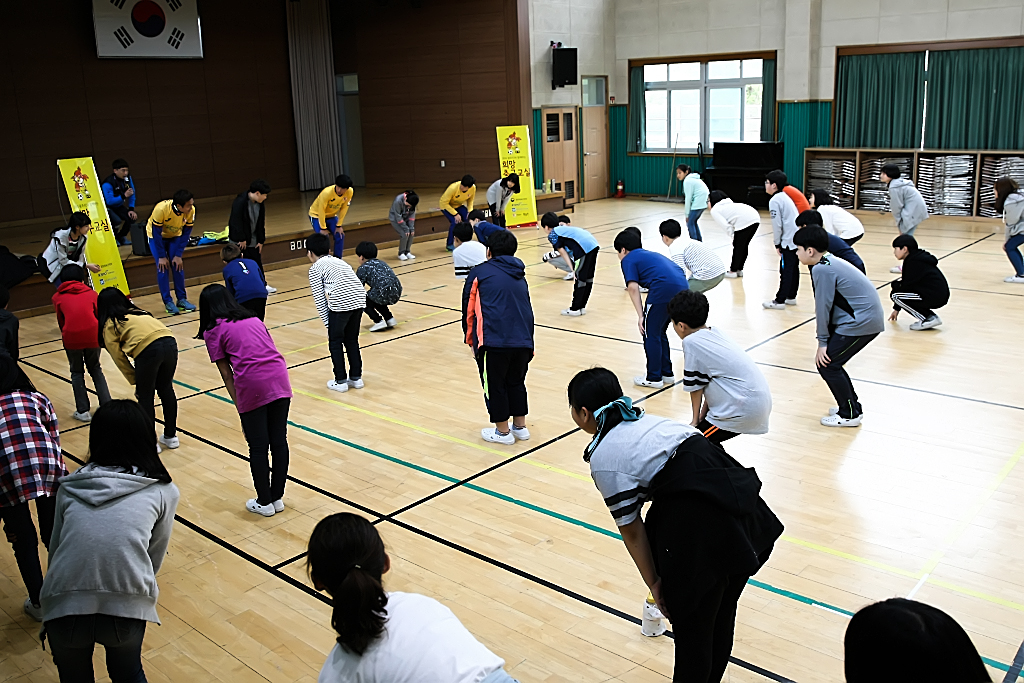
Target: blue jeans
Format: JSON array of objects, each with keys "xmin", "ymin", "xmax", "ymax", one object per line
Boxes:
[
  {"xmin": 150, "ymin": 238, "xmax": 187, "ymax": 306},
  {"xmin": 445, "ymin": 206, "xmax": 469, "ymax": 248},
  {"xmin": 46, "ymin": 613, "xmax": 148, "ymax": 683},
  {"xmin": 310, "ymin": 216, "xmax": 344, "ymax": 257},
  {"xmin": 642, "ymin": 301, "xmax": 674, "ymax": 381},
  {"xmin": 1005, "ymin": 234, "xmax": 1024, "ymax": 276},
  {"xmin": 686, "ymin": 209, "xmax": 703, "ymax": 241}
]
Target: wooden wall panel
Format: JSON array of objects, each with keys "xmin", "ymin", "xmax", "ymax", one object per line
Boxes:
[{"xmin": 0, "ymin": 0, "xmax": 298, "ymax": 222}]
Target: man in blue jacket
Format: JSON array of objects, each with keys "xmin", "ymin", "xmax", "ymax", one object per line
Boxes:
[
  {"xmin": 102, "ymin": 159, "xmax": 136, "ymax": 245},
  {"xmin": 462, "ymin": 229, "xmax": 535, "ymax": 446}
]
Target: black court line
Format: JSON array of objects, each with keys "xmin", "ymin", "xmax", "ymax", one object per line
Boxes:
[
  {"xmin": 950, "ymin": 285, "xmax": 1024, "ymax": 298},
  {"xmin": 1003, "ymin": 638, "xmax": 1024, "ymax": 683}
]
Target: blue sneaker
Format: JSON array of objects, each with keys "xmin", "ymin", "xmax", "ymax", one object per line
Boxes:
[
  {"xmin": 164, "ymin": 302, "xmax": 180, "ymax": 315},
  {"xmin": 176, "ymin": 299, "xmax": 197, "ymax": 312},
  {"xmin": 446, "ymin": 245, "xmax": 455, "ymax": 252}
]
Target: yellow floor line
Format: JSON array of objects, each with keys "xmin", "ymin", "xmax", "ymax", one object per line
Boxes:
[
  {"xmin": 284, "ymin": 310, "xmax": 448, "ymax": 355},
  {"xmin": 293, "ymin": 388, "xmax": 592, "ymax": 482},
  {"xmin": 779, "ymin": 535, "xmax": 920, "ymax": 579}
]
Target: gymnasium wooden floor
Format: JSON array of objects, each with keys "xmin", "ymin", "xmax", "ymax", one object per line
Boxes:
[{"xmin": 3, "ymin": 198, "xmax": 1024, "ymax": 682}]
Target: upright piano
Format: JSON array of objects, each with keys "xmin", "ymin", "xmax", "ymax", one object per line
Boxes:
[{"xmin": 701, "ymin": 142, "xmax": 784, "ymax": 209}]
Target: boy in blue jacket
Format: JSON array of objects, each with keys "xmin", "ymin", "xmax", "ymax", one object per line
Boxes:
[
  {"xmin": 467, "ymin": 210, "xmax": 506, "ymax": 247},
  {"xmin": 540, "ymin": 212, "xmax": 600, "ymax": 316},
  {"xmin": 221, "ymin": 243, "xmax": 268, "ymax": 320},
  {"xmin": 462, "ymin": 230, "xmax": 535, "ymax": 445}
]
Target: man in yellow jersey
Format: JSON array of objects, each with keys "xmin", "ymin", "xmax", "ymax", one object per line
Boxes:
[
  {"xmin": 308, "ymin": 174, "xmax": 354, "ymax": 258},
  {"xmin": 146, "ymin": 189, "xmax": 197, "ymax": 315},
  {"xmin": 440, "ymin": 174, "xmax": 476, "ymax": 251}
]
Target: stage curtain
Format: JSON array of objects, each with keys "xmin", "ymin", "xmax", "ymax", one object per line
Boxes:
[
  {"xmin": 925, "ymin": 46, "xmax": 1024, "ymax": 150},
  {"xmin": 834, "ymin": 52, "xmax": 925, "ymax": 148},
  {"xmin": 627, "ymin": 67, "xmax": 645, "ymax": 153},
  {"xmin": 761, "ymin": 59, "xmax": 776, "ymax": 141},
  {"xmin": 286, "ymin": 0, "xmax": 344, "ymax": 190}
]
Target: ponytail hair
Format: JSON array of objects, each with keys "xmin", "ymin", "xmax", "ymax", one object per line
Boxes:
[
  {"xmin": 307, "ymin": 513, "xmax": 389, "ymax": 655},
  {"xmin": 995, "ymin": 176, "xmax": 1019, "ymax": 214}
]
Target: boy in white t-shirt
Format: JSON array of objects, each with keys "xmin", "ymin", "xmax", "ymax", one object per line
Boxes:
[
  {"xmin": 659, "ymin": 219, "xmax": 727, "ymax": 293},
  {"xmin": 808, "ymin": 190, "xmax": 865, "ymax": 245},
  {"xmin": 668, "ymin": 290, "xmax": 772, "ymax": 444},
  {"xmin": 452, "ymin": 222, "xmax": 486, "ymax": 280}
]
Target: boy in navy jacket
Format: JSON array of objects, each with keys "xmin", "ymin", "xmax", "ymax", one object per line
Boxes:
[
  {"xmin": 462, "ymin": 230, "xmax": 535, "ymax": 445},
  {"xmin": 221, "ymin": 243, "xmax": 268, "ymax": 320}
]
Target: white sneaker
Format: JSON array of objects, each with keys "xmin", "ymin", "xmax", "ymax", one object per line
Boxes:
[
  {"xmin": 820, "ymin": 414, "xmax": 862, "ymax": 428},
  {"xmin": 662, "ymin": 376, "xmax": 675, "ymax": 384},
  {"xmin": 1005, "ymin": 275, "xmax": 1024, "ymax": 283},
  {"xmin": 563, "ymin": 272, "xmax": 575, "ymax": 280},
  {"xmin": 72, "ymin": 410, "xmax": 91, "ymax": 423},
  {"xmin": 386, "ymin": 317, "xmax": 398, "ymax": 328},
  {"xmin": 542, "ymin": 251, "xmax": 558, "ymax": 262},
  {"xmin": 327, "ymin": 379, "xmax": 349, "ymax": 393},
  {"xmin": 641, "ymin": 598, "xmax": 666, "ymax": 637},
  {"xmin": 347, "ymin": 378, "xmax": 364, "ymax": 389},
  {"xmin": 890, "ymin": 265, "xmax": 903, "ymax": 274},
  {"xmin": 763, "ymin": 301, "xmax": 786, "ymax": 310},
  {"xmin": 481, "ymin": 428, "xmax": 515, "ymax": 445},
  {"xmin": 246, "ymin": 499, "xmax": 275, "ymax": 517},
  {"xmin": 785, "ymin": 298, "xmax": 798, "ymax": 305},
  {"xmin": 272, "ymin": 499, "xmax": 285, "ymax": 513},
  {"xmin": 640, "ymin": 287, "xmax": 649, "ymax": 293},
  {"xmin": 510, "ymin": 425, "xmax": 530, "ymax": 441},
  {"xmin": 561, "ymin": 308, "xmax": 585, "ymax": 316},
  {"xmin": 634, "ymin": 376, "xmax": 664, "ymax": 389},
  {"xmin": 406, "ymin": 253, "xmax": 416, "ymax": 260},
  {"xmin": 398, "ymin": 253, "xmax": 408, "ymax": 261},
  {"xmin": 23, "ymin": 598, "xmax": 43, "ymax": 622},
  {"xmin": 368, "ymin": 320, "xmax": 388, "ymax": 332},
  {"xmin": 828, "ymin": 406, "xmax": 840, "ymax": 416},
  {"xmin": 910, "ymin": 315, "xmax": 942, "ymax": 331},
  {"xmin": 156, "ymin": 441, "xmax": 162, "ymax": 454},
  {"xmin": 159, "ymin": 434, "xmax": 180, "ymax": 449},
  {"xmin": 265, "ymin": 284, "xmax": 277, "ymax": 294},
  {"xmin": 724, "ymin": 271, "xmax": 742, "ymax": 279}
]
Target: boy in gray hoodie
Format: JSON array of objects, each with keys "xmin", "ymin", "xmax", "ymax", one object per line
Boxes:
[
  {"xmin": 388, "ymin": 190, "xmax": 419, "ymax": 260},
  {"xmin": 41, "ymin": 400, "xmax": 179, "ymax": 681},
  {"xmin": 881, "ymin": 163, "xmax": 929, "ymax": 273},
  {"xmin": 794, "ymin": 226, "xmax": 885, "ymax": 428}
]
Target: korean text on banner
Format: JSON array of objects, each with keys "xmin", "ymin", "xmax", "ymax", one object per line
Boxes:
[
  {"xmin": 496, "ymin": 126, "xmax": 538, "ymax": 228},
  {"xmin": 56, "ymin": 158, "xmax": 130, "ymax": 295}
]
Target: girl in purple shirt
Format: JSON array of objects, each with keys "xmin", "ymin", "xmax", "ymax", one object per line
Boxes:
[{"xmin": 196, "ymin": 284, "xmax": 292, "ymax": 518}]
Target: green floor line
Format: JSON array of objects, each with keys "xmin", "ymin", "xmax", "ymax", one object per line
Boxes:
[{"xmin": 746, "ymin": 579, "xmax": 855, "ymax": 617}]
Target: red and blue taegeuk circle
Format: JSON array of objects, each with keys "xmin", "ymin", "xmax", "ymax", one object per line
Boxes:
[{"xmin": 131, "ymin": 1, "xmax": 166, "ymax": 38}]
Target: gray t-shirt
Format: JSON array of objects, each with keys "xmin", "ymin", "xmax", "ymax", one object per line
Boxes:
[
  {"xmin": 682, "ymin": 327, "xmax": 771, "ymax": 434},
  {"xmin": 588, "ymin": 414, "xmax": 700, "ymax": 526},
  {"xmin": 247, "ymin": 200, "xmax": 260, "ymax": 247}
]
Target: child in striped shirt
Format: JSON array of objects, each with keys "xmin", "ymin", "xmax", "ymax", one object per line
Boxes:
[
  {"xmin": 659, "ymin": 219, "xmax": 727, "ymax": 293},
  {"xmin": 306, "ymin": 233, "xmax": 367, "ymax": 393}
]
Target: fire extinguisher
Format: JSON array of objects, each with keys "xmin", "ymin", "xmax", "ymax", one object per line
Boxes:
[{"xmin": 614, "ymin": 179, "xmax": 625, "ymax": 198}]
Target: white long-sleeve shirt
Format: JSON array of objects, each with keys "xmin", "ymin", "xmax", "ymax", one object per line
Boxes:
[
  {"xmin": 817, "ymin": 204, "xmax": 864, "ymax": 240},
  {"xmin": 709, "ymin": 199, "xmax": 761, "ymax": 238},
  {"xmin": 308, "ymin": 255, "xmax": 366, "ymax": 326},
  {"xmin": 769, "ymin": 192, "xmax": 799, "ymax": 249}
]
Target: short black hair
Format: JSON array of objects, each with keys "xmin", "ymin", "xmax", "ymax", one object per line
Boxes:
[
  {"xmin": 614, "ymin": 229, "xmax": 642, "ymax": 253},
  {"xmin": 335, "ymin": 174, "xmax": 354, "ymax": 189},
  {"xmin": 881, "ymin": 164, "xmax": 901, "ymax": 180},
  {"xmin": 405, "ymin": 191, "xmax": 419, "ymax": 207},
  {"xmin": 793, "ymin": 225, "xmax": 829, "ymax": 253},
  {"xmin": 810, "ymin": 189, "xmax": 833, "ymax": 206},
  {"xmin": 172, "ymin": 189, "xmax": 193, "ymax": 207},
  {"xmin": 765, "ymin": 170, "xmax": 788, "ymax": 189},
  {"xmin": 540, "ymin": 212, "xmax": 560, "ymax": 229},
  {"xmin": 221, "ymin": 243, "xmax": 242, "ymax": 262},
  {"xmin": 249, "ymin": 179, "xmax": 271, "ymax": 194},
  {"xmin": 558, "ymin": 215, "xmax": 571, "ymax": 224},
  {"xmin": 0, "ymin": 283, "xmax": 9, "ymax": 309},
  {"xmin": 461, "ymin": 174, "xmax": 475, "ymax": 187},
  {"xmin": 668, "ymin": 290, "xmax": 709, "ymax": 328},
  {"xmin": 677, "ymin": 164, "xmax": 691, "ymax": 174},
  {"xmin": 112, "ymin": 158, "xmax": 129, "ymax": 170},
  {"xmin": 306, "ymin": 232, "xmax": 331, "ymax": 257},
  {"xmin": 892, "ymin": 234, "xmax": 918, "ymax": 251},
  {"xmin": 708, "ymin": 190, "xmax": 729, "ymax": 206},
  {"xmin": 59, "ymin": 264, "xmax": 87, "ymax": 284},
  {"xmin": 487, "ymin": 229, "xmax": 517, "ymax": 257},
  {"xmin": 796, "ymin": 210, "xmax": 824, "ymax": 228},
  {"xmin": 468, "ymin": 209, "xmax": 486, "ymax": 222},
  {"xmin": 355, "ymin": 241, "xmax": 378, "ymax": 259},
  {"xmin": 659, "ymin": 219, "xmax": 683, "ymax": 239},
  {"xmin": 453, "ymin": 222, "xmax": 474, "ymax": 244}
]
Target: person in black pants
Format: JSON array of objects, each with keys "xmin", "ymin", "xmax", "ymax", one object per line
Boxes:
[
  {"xmin": 889, "ymin": 234, "xmax": 949, "ymax": 331},
  {"xmin": 228, "ymin": 180, "xmax": 274, "ymax": 293},
  {"xmin": 101, "ymin": 159, "xmax": 137, "ymax": 245}
]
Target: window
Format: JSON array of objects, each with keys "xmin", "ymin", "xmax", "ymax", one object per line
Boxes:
[{"xmin": 641, "ymin": 57, "xmax": 764, "ymax": 152}]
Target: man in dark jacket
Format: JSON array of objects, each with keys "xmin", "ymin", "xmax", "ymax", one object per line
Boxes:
[
  {"xmin": 797, "ymin": 210, "xmax": 865, "ymax": 273},
  {"xmin": 102, "ymin": 159, "xmax": 137, "ymax": 245},
  {"xmin": 228, "ymin": 180, "xmax": 273, "ymax": 293},
  {"xmin": 889, "ymin": 234, "xmax": 949, "ymax": 330},
  {"xmin": 462, "ymin": 229, "xmax": 535, "ymax": 445},
  {"xmin": 0, "ymin": 283, "xmax": 18, "ymax": 359}
]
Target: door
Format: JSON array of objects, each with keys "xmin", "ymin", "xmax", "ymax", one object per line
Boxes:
[
  {"xmin": 582, "ymin": 76, "xmax": 608, "ymax": 201},
  {"xmin": 541, "ymin": 106, "xmax": 580, "ymax": 205}
]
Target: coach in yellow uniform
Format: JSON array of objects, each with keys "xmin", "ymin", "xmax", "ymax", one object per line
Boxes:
[
  {"xmin": 147, "ymin": 189, "xmax": 196, "ymax": 315},
  {"xmin": 440, "ymin": 174, "xmax": 476, "ymax": 251},
  {"xmin": 308, "ymin": 174, "xmax": 354, "ymax": 257}
]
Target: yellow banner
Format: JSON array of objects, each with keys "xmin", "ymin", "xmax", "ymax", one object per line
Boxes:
[
  {"xmin": 495, "ymin": 125, "xmax": 538, "ymax": 228},
  {"xmin": 56, "ymin": 157, "xmax": 130, "ymax": 294}
]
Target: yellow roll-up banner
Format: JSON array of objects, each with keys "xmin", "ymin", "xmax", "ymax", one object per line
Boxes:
[
  {"xmin": 56, "ymin": 157, "xmax": 130, "ymax": 294},
  {"xmin": 495, "ymin": 126, "xmax": 538, "ymax": 228}
]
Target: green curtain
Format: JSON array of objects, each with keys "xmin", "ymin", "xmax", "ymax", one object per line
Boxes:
[
  {"xmin": 532, "ymin": 108, "xmax": 544, "ymax": 189},
  {"xmin": 925, "ymin": 47, "xmax": 1024, "ymax": 150},
  {"xmin": 627, "ymin": 67, "xmax": 645, "ymax": 152},
  {"xmin": 834, "ymin": 52, "xmax": 925, "ymax": 148},
  {"xmin": 760, "ymin": 59, "xmax": 776, "ymax": 141}
]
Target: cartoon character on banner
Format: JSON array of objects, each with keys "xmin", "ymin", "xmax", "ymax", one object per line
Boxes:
[
  {"xmin": 71, "ymin": 167, "xmax": 91, "ymax": 201},
  {"xmin": 505, "ymin": 131, "xmax": 522, "ymax": 156}
]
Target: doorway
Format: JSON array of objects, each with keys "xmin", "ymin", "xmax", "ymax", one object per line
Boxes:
[
  {"xmin": 336, "ymin": 74, "xmax": 365, "ymax": 186},
  {"xmin": 541, "ymin": 107, "xmax": 579, "ymax": 206},
  {"xmin": 581, "ymin": 76, "xmax": 609, "ymax": 201}
]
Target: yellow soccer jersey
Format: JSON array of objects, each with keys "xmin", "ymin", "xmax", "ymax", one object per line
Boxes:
[
  {"xmin": 308, "ymin": 186, "xmax": 354, "ymax": 224},
  {"xmin": 146, "ymin": 199, "xmax": 195, "ymax": 239},
  {"xmin": 439, "ymin": 181, "xmax": 475, "ymax": 214}
]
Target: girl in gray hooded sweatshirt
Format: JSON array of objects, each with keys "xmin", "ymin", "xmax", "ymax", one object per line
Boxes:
[
  {"xmin": 40, "ymin": 399, "xmax": 179, "ymax": 683},
  {"xmin": 995, "ymin": 177, "xmax": 1024, "ymax": 283}
]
